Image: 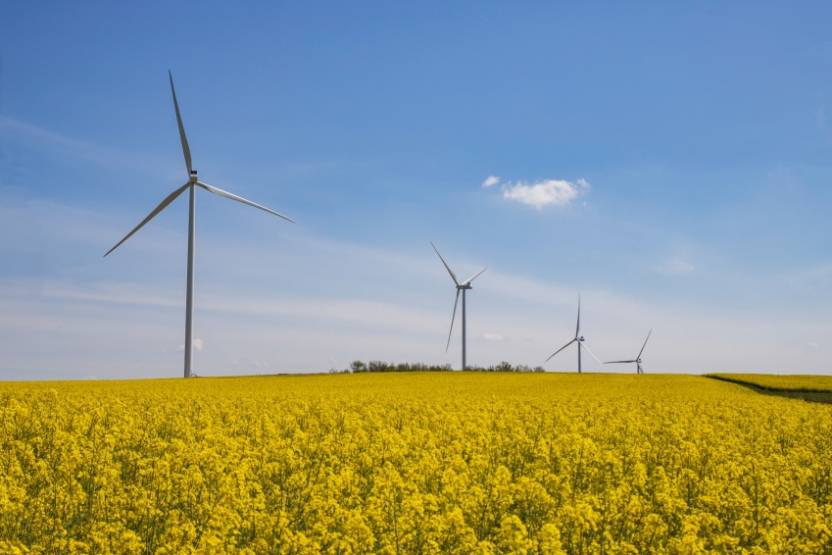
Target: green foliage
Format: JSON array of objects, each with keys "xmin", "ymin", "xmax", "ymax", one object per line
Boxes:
[{"xmin": 342, "ymin": 361, "xmax": 546, "ymax": 373}]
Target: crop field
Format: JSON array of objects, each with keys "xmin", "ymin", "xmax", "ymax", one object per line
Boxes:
[
  {"xmin": 710, "ymin": 373, "xmax": 832, "ymax": 393},
  {"xmin": 1, "ymin": 373, "xmax": 831, "ymax": 554}
]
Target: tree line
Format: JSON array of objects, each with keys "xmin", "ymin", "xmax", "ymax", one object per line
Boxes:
[{"xmin": 332, "ymin": 361, "xmax": 546, "ymax": 373}]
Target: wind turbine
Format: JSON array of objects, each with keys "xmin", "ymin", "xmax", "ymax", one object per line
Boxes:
[
  {"xmin": 545, "ymin": 296, "xmax": 602, "ymax": 373},
  {"xmin": 605, "ymin": 330, "xmax": 652, "ymax": 374},
  {"xmin": 104, "ymin": 71, "xmax": 294, "ymax": 378},
  {"xmin": 431, "ymin": 242, "xmax": 486, "ymax": 370}
]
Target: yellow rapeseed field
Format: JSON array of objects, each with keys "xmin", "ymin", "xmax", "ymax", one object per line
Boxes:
[{"xmin": 0, "ymin": 373, "xmax": 830, "ymax": 554}]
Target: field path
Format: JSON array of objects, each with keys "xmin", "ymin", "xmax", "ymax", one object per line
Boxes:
[{"xmin": 706, "ymin": 374, "xmax": 832, "ymax": 404}]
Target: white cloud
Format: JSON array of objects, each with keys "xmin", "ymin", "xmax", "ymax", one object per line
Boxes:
[
  {"xmin": 497, "ymin": 177, "xmax": 590, "ymax": 209},
  {"xmin": 481, "ymin": 175, "xmax": 501, "ymax": 188},
  {"xmin": 482, "ymin": 332, "xmax": 505, "ymax": 342}
]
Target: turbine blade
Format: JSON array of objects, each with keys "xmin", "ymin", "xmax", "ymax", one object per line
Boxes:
[
  {"xmin": 545, "ymin": 338, "xmax": 576, "ymax": 362},
  {"xmin": 168, "ymin": 70, "xmax": 193, "ymax": 174},
  {"xmin": 575, "ymin": 295, "xmax": 581, "ymax": 337},
  {"xmin": 430, "ymin": 242, "xmax": 459, "ymax": 286},
  {"xmin": 104, "ymin": 182, "xmax": 190, "ymax": 257},
  {"xmin": 604, "ymin": 360, "xmax": 637, "ymax": 364},
  {"xmin": 637, "ymin": 329, "xmax": 652, "ymax": 359},
  {"xmin": 196, "ymin": 181, "xmax": 294, "ymax": 223},
  {"xmin": 463, "ymin": 267, "xmax": 487, "ymax": 286},
  {"xmin": 445, "ymin": 289, "xmax": 461, "ymax": 352},
  {"xmin": 581, "ymin": 341, "xmax": 603, "ymax": 365}
]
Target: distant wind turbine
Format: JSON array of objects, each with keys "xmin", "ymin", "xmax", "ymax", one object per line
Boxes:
[
  {"xmin": 605, "ymin": 330, "xmax": 652, "ymax": 374},
  {"xmin": 105, "ymin": 71, "xmax": 294, "ymax": 378},
  {"xmin": 431, "ymin": 242, "xmax": 486, "ymax": 370},
  {"xmin": 545, "ymin": 296, "xmax": 601, "ymax": 373}
]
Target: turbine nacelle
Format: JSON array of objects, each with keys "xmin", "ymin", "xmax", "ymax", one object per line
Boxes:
[{"xmin": 189, "ymin": 169, "xmax": 198, "ymax": 183}]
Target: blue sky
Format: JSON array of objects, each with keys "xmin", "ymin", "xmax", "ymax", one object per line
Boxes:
[{"xmin": 1, "ymin": 1, "xmax": 831, "ymax": 378}]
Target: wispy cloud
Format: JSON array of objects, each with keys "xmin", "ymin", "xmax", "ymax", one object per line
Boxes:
[
  {"xmin": 2, "ymin": 195, "xmax": 831, "ymax": 378},
  {"xmin": 178, "ymin": 338, "xmax": 204, "ymax": 352},
  {"xmin": 781, "ymin": 261, "xmax": 832, "ymax": 289},
  {"xmin": 655, "ymin": 256, "xmax": 695, "ymax": 275},
  {"xmin": 482, "ymin": 176, "xmax": 590, "ymax": 209},
  {"xmin": 37, "ymin": 280, "xmax": 446, "ymax": 335},
  {"xmin": 0, "ymin": 115, "xmax": 169, "ymax": 178}
]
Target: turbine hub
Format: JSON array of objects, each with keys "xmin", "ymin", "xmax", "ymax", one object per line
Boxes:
[{"xmin": 189, "ymin": 170, "xmax": 198, "ymax": 184}]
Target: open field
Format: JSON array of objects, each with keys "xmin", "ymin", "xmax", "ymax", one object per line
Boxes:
[{"xmin": 1, "ymin": 373, "xmax": 831, "ymax": 553}]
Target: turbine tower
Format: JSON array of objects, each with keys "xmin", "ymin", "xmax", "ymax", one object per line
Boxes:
[
  {"xmin": 605, "ymin": 330, "xmax": 652, "ymax": 374},
  {"xmin": 545, "ymin": 296, "xmax": 601, "ymax": 373},
  {"xmin": 105, "ymin": 71, "xmax": 294, "ymax": 378},
  {"xmin": 431, "ymin": 242, "xmax": 486, "ymax": 370}
]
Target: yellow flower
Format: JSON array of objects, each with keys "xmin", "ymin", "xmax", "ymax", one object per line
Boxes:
[{"xmin": 0, "ymin": 372, "xmax": 829, "ymax": 553}]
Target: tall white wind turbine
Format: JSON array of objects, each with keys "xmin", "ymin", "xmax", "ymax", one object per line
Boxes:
[
  {"xmin": 431, "ymin": 242, "xmax": 486, "ymax": 370},
  {"xmin": 105, "ymin": 71, "xmax": 294, "ymax": 378},
  {"xmin": 605, "ymin": 330, "xmax": 652, "ymax": 374},
  {"xmin": 545, "ymin": 296, "xmax": 602, "ymax": 373}
]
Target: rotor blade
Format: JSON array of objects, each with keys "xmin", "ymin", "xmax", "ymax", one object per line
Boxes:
[
  {"xmin": 104, "ymin": 183, "xmax": 190, "ymax": 257},
  {"xmin": 430, "ymin": 242, "xmax": 459, "ymax": 285},
  {"xmin": 168, "ymin": 70, "xmax": 192, "ymax": 174},
  {"xmin": 575, "ymin": 295, "xmax": 581, "ymax": 337},
  {"xmin": 545, "ymin": 338, "xmax": 576, "ymax": 362},
  {"xmin": 604, "ymin": 360, "xmax": 637, "ymax": 364},
  {"xmin": 196, "ymin": 181, "xmax": 294, "ymax": 223},
  {"xmin": 462, "ymin": 267, "xmax": 487, "ymax": 286},
  {"xmin": 637, "ymin": 329, "xmax": 652, "ymax": 359},
  {"xmin": 581, "ymin": 341, "xmax": 603, "ymax": 365},
  {"xmin": 445, "ymin": 289, "xmax": 461, "ymax": 352}
]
